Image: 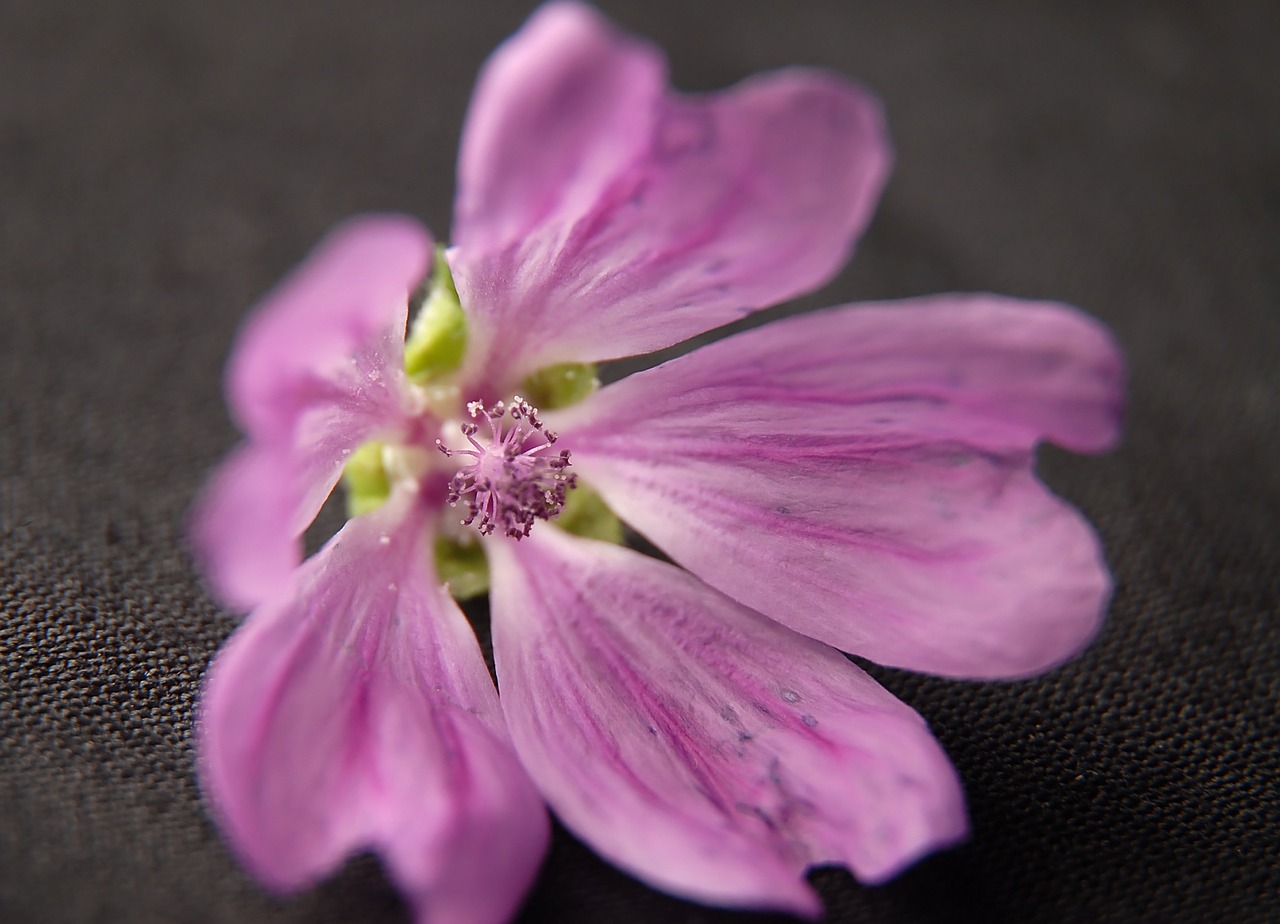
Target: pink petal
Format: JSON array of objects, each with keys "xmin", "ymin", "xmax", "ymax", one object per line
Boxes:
[
  {"xmin": 198, "ymin": 495, "xmax": 548, "ymax": 924},
  {"xmin": 227, "ymin": 214, "xmax": 431, "ymax": 441},
  {"xmin": 488, "ymin": 528, "xmax": 966, "ymax": 914},
  {"xmin": 452, "ymin": 2, "xmax": 665, "ymax": 268},
  {"xmin": 555, "ymin": 296, "xmax": 1125, "ymax": 679},
  {"xmin": 450, "ymin": 3, "xmax": 889, "ymax": 385},
  {"xmin": 188, "ymin": 445, "xmax": 299, "ymax": 612},
  {"xmin": 191, "ymin": 215, "xmax": 432, "ymax": 609}
]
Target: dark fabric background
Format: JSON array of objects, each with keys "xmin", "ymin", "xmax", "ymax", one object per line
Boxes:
[{"xmin": 2, "ymin": 1, "xmax": 1277, "ymax": 922}]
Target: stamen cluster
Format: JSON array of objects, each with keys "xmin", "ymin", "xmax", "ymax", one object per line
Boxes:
[{"xmin": 436, "ymin": 397, "xmax": 575, "ymax": 539}]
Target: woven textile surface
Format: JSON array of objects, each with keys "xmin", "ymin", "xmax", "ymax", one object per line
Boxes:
[{"xmin": 2, "ymin": 1, "xmax": 1277, "ymax": 922}]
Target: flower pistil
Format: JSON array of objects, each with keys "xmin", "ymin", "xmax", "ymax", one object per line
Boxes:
[{"xmin": 437, "ymin": 397, "xmax": 576, "ymax": 539}]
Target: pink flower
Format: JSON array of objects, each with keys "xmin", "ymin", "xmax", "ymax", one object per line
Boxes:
[{"xmin": 189, "ymin": 3, "xmax": 1125, "ymax": 923}]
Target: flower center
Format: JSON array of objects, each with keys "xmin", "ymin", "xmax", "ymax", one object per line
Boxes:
[{"xmin": 435, "ymin": 397, "xmax": 576, "ymax": 539}]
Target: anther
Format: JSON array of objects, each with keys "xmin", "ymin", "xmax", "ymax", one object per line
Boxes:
[{"xmin": 437, "ymin": 397, "xmax": 577, "ymax": 539}]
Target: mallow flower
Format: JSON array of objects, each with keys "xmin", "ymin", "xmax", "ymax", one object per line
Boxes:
[{"xmin": 189, "ymin": 3, "xmax": 1125, "ymax": 922}]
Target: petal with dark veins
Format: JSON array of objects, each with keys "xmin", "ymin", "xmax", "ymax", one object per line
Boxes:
[
  {"xmin": 488, "ymin": 528, "xmax": 966, "ymax": 915},
  {"xmin": 450, "ymin": 2, "xmax": 889, "ymax": 385},
  {"xmin": 555, "ymin": 295, "xmax": 1124, "ymax": 679},
  {"xmin": 199, "ymin": 495, "xmax": 548, "ymax": 924}
]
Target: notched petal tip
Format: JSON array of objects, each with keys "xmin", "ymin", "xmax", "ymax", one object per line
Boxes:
[
  {"xmin": 488, "ymin": 529, "xmax": 969, "ymax": 913},
  {"xmin": 559, "ymin": 292, "xmax": 1126, "ymax": 680},
  {"xmin": 449, "ymin": 6, "xmax": 895, "ymax": 381}
]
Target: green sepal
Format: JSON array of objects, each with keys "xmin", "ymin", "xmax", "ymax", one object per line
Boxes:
[
  {"xmin": 521, "ymin": 362, "xmax": 599, "ymax": 410},
  {"xmin": 404, "ymin": 247, "xmax": 467, "ymax": 383},
  {"xmin": 552, "ymin": 483, "xmax": 625, "ymax": 545},
  {"xmin": 341, "ymin": 441, "xmax": 391, "ymax": 518},
  {"xmin": 434, "ymin": 536, "xmax": 490, "ymax": 600},
  {"xmin": 435, "ymin": 485, "xmax": 621, "ymax": 601}
]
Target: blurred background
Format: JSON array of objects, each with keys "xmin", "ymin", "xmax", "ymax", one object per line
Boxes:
[{"xmin": 2, "ymin": 1, "xmax": 1276, "ymax": 922}]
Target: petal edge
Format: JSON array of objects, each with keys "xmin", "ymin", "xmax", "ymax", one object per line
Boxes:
[
  {"xmin": 489, "ymin": 528, "xmax": 967, "ymax": 912},
  {"xmin": 198, "ymin": 496, "xmax": 548, "ymax": 924},
  {"xmin": 556, "ymin": 295, "xmax": 1123, "ymax": 679}
]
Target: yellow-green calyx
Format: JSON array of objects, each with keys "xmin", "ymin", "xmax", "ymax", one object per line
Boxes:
[
  {"xmin": 431, "ymin": 483, "xmax": 623, "ymax": 600},
  {"xmin": 341, "ymin": 441, "xmax": 391, "ymax": 517},
  {"xmin": 434, "ymin": 535, "xmax": 490, "ymax": 600},
  {"xmin": 337, "ymin": 242, "xmax": 624, "ymax": 600},
  {"xmin": 404, "ymin": 247, "xmax": 467, "ymax": 384},
  {"xmin": 521, "ymin": 361, "xmax": 599, "ymax": 410},
  {"xmin": 551, "ymin": 483, "xmax": 624, "ymax": 545}
]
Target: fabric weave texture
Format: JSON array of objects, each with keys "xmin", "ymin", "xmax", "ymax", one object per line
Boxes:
[{"xmin": 1, "ymin": 1, "xmax": 1277, "ymax": 922}]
